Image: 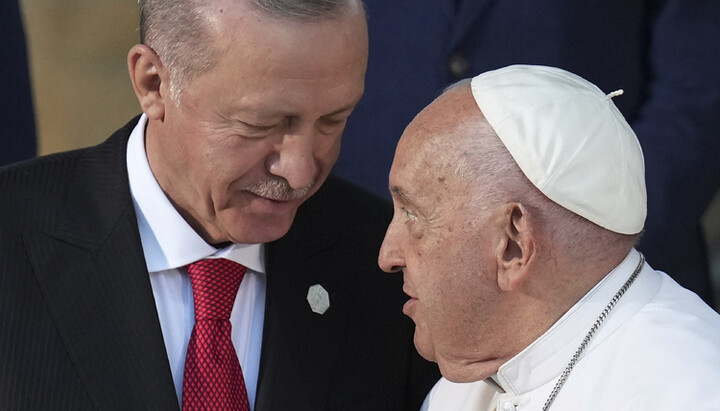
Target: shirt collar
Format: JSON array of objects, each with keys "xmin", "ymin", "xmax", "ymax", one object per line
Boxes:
[
  {"xmin": 484, "ymin": 374, "xmax": 505, "ymax": 393},
  {"xmin": 494, "ymin": 249, "xmax": 657, "ymax": 395},
  {"xmin": 126, "ymin": 114, "xmax": 265, "ymax": 274}
]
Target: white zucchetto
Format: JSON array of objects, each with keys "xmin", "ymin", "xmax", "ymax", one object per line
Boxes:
[{"xmin": 470, "ymin": 65, "xmax": 646, "ymax": 235}]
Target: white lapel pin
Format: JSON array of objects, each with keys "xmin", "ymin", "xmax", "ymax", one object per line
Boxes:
[{"xmin": 306, "ymin": 284, "xmax": 330, "ymax": 315}]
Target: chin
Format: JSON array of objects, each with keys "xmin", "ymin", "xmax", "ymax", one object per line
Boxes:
[
  {"xmin": 435, "ymin": 353, "xmax": 504, "ymax": 383},
  {"xmin": 226, "ymin": 213, "xmax": 296, "ymax": 244},
  {"xmin": 413, "ymin": 333, "xmax": 438, "ymax": 364},
  {"xmin": 438, "ymin": 365, "xmax": 495, "ymax": 384}
]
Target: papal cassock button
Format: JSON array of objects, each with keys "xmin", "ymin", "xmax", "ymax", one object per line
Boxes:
[{"xmin": 307, "ymin": 284, "xmax": 330, "ymax": 315}]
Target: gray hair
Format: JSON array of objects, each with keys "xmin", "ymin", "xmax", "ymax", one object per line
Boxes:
[
  {"xmin": 139, "ymin": 0, "xmax": 360, "ymax": 102},
  {"xmin": 444, "ymin": 81, "xmax": 639, "ymax": 259}
]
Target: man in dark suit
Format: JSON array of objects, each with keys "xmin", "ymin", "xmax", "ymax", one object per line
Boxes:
[
  {"xmin": 336, "ymin": 0, "xmax": 720, "ymax": 306},
  {"xmin": 0, "ymin": 0, "xmax": 439, "ymax": 409}
]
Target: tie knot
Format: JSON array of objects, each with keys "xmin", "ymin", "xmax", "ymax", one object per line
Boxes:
[{"xmin": 187, "ymin": 258, "xmax": 247, "ymax": 321}]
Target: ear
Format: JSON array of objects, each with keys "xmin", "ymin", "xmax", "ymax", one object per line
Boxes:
[
  {"xmin": 495, "ymin": 203, "xmax": 536, "ymax": 292},
  {"xmin": 127, "ymin": 44, "xmax": 168, "ymax": 121}
]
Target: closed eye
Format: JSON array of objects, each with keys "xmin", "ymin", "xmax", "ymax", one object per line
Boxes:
[
  {"xmin": 317, "ymin": 117, "xmax": 348, "ymax": 135},
  {"xmin": 242, "ymin": 121, "xmax": 281, "ymax": 132},
  {"xmin": 236, "ymin": 119, "xmax": 288, "ymax": 138}
]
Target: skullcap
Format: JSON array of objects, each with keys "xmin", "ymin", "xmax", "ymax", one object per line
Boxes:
[{"xmin": 470, "ymin": 65, "xmax": 646, "ymax": 234}]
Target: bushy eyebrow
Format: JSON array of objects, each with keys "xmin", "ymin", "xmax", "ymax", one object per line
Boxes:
[{"xmin": 389, "ymin": 185, "xmax": 417, "ymax": 208}]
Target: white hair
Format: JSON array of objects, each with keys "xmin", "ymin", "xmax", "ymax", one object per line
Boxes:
[{"xmin": 442, "ymin": 81, "xmax": 639, "ymax": 259}]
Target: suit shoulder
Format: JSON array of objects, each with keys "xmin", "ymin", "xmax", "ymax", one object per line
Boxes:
[
  {"xmin": 1, "ymin": 148, "xmax": 83, "ymax": 188},
  {"xmin": 0, "ymin": 149, "xmax": 85, "ymax": 225},
  {"xmin": 317, "ymin": 174, "xmax": 391, "ymax": 214},
  {"xmin": 308, "ymin": 174, "xmax": 392, "ymax": 227},
  {"xmin": 0, "ymin": 117, "xmax": 137, "ymax": 230}
]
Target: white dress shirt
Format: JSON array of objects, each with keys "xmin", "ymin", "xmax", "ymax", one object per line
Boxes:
[
  {"xmin": 422, "ymin": 249, "xmax": 720, "ymax": 410},
  {"xmin": 127, "ymin": 114, "xmax": 266, "ymax": 409}
]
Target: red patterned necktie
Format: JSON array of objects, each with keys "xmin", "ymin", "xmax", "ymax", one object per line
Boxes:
[{"xmin": 182, "ymin": 258, "xmax": 250, "ymax": 411}]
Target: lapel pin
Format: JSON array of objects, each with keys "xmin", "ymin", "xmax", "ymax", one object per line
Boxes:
[{"xmin": 306, "ymin": 284, "xmax": 330, "ymax": 315}]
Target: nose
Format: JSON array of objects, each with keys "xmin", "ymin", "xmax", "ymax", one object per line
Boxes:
[
  {"xmin": 268, "ymin": 128, "xmax": 317, "ymax": 190},
  {"xmin": 378, "ymin": 224, "xmax": 405, "ymax": 273}
]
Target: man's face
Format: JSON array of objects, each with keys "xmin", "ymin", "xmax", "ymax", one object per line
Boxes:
[
  {"xmin": 378, "ymin": 91, "xmax": 509, "ymax": 382},
  {"xmin": 146, "ymin": 2, "xmax": 368, "ymax": 244}
]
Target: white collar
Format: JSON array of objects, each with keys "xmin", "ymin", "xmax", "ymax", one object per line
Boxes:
[
  {"xmin": 126, "ymin": 114, "xmax": 265, "ymax": 274},
  {"xmin": 494, "ymin": 249, "xmax": 658, "ymax": 395}
]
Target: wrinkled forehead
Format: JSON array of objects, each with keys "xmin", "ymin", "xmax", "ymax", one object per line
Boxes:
[
  {"xmin": 391, "ymin": 133, "xmax": 433, "ymax": 184},
  {"xmin": 389, "ymin": 87, "xmax": 486, "ymax": 206},
  {"xmin": 394, "ymin": 89, "xmax": 481, "ymax": 172},
  {"xmin": 390, "ymin": 125, "xmax": 465, "ymax": 208}
]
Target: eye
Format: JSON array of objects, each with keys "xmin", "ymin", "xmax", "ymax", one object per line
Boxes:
[
  {"xmin": 317, "ymin": 117, "xmax": 348, "ymax": 135},
  {"xmin": 248, "ymin": 122, "xmax": 281, "ymax": 132},
  {"xmin": 236, "ymin": 120, "xmax": 284, "ymax": 139},
  {"xmin": 401, "ymin": 207, "xmax": 417, "ymax": 222}
]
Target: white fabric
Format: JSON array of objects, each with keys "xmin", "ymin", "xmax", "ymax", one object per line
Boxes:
[
  {"xmin": 422, "ymin": 249, "xmax": 720, "ymax": 410},
  {"xmin": 470, "ymin": 65, "xmax": 646, "ymax": 235},
  {"xmin": 127, "ymin": 114, "xmax": 266, "ymax": 409}
]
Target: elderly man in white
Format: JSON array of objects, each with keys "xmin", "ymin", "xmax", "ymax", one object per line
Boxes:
[{"xmin": 379, "ymin": 65, "xmax": 720, "ymax": 410}]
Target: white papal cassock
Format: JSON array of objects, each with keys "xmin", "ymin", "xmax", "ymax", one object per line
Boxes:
[{"xmin": 422, "ymin": 249, "xmax": 720, "ymax": 410}]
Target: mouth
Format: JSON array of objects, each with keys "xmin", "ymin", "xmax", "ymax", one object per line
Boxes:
[
  {"xmin": 402, "ymin": 297, "xmax": 418, "ymax": 316},
  {"xmin": 402, "ymin": 285, "xmax": 416, "ymax": 299},
  {"xmin": 402, "ymin": 287, "xmax": 418, "ymax": 316},
  {"xmin": 241, "ymin": 191, "xmax": 302, "ymax": 215},
  {"xmin": 250, "ymin": 192, "xmax": 297, "ymax": 203}
]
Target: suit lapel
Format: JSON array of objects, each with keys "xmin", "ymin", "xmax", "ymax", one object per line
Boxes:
[{"xmin": 23, "ymin": 119, "xmax": 179, "ymax": 410}]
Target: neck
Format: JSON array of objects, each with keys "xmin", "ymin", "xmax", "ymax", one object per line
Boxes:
[{"xmin": 533, "ymin": 246, "xmax": 631, "ymax": 333}]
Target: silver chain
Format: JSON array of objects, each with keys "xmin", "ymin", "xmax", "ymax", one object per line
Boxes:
[{"xmin": 542, "ymin": 253, "xmax": 645, "ymax": 411}]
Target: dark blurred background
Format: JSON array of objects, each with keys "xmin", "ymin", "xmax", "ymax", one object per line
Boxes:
[{"xmin": 16, "ymin": 0, "xmax": 720, "ymax": 309}]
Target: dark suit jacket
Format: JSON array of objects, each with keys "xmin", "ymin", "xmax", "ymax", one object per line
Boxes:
[
  {"xmin": 0, "ymin": 117, "xmax": 440, "ymax": 410},
  {"xmin": 336, "ymin": 0, "xmax": 720, "ymax": 304}
]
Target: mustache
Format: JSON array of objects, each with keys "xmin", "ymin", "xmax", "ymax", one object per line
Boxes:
[{"xmin": 244, "ymin": 177, "xmax": 315, "ymax": 201}]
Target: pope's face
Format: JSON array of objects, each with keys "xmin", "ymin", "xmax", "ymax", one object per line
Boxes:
[
  {"xmin": 146, "ymin": 2, "xmax": 368, "ymax": 244},
  {"xmin": 378, "ymin": 90, "xmax": 509, "ymax": 382}
]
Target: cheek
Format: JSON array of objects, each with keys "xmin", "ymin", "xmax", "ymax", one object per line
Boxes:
[
  {"xmin": 418, "ymin": 246, "xmax": 486, "ymax": 317},
  {"xmin": 314, "ymin": 134, "xmax": 343, "ymax": 168},
  {"xmin": 204, "ymin": 134, "xmax": 274, "ymax": 179},
  {"xmin": 208, "ymin": 148, "xmax": 262, "ymax": 180},
  {"xmin": 420, "ymin": 274, "xmax": 486, "ymax": 357}
]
